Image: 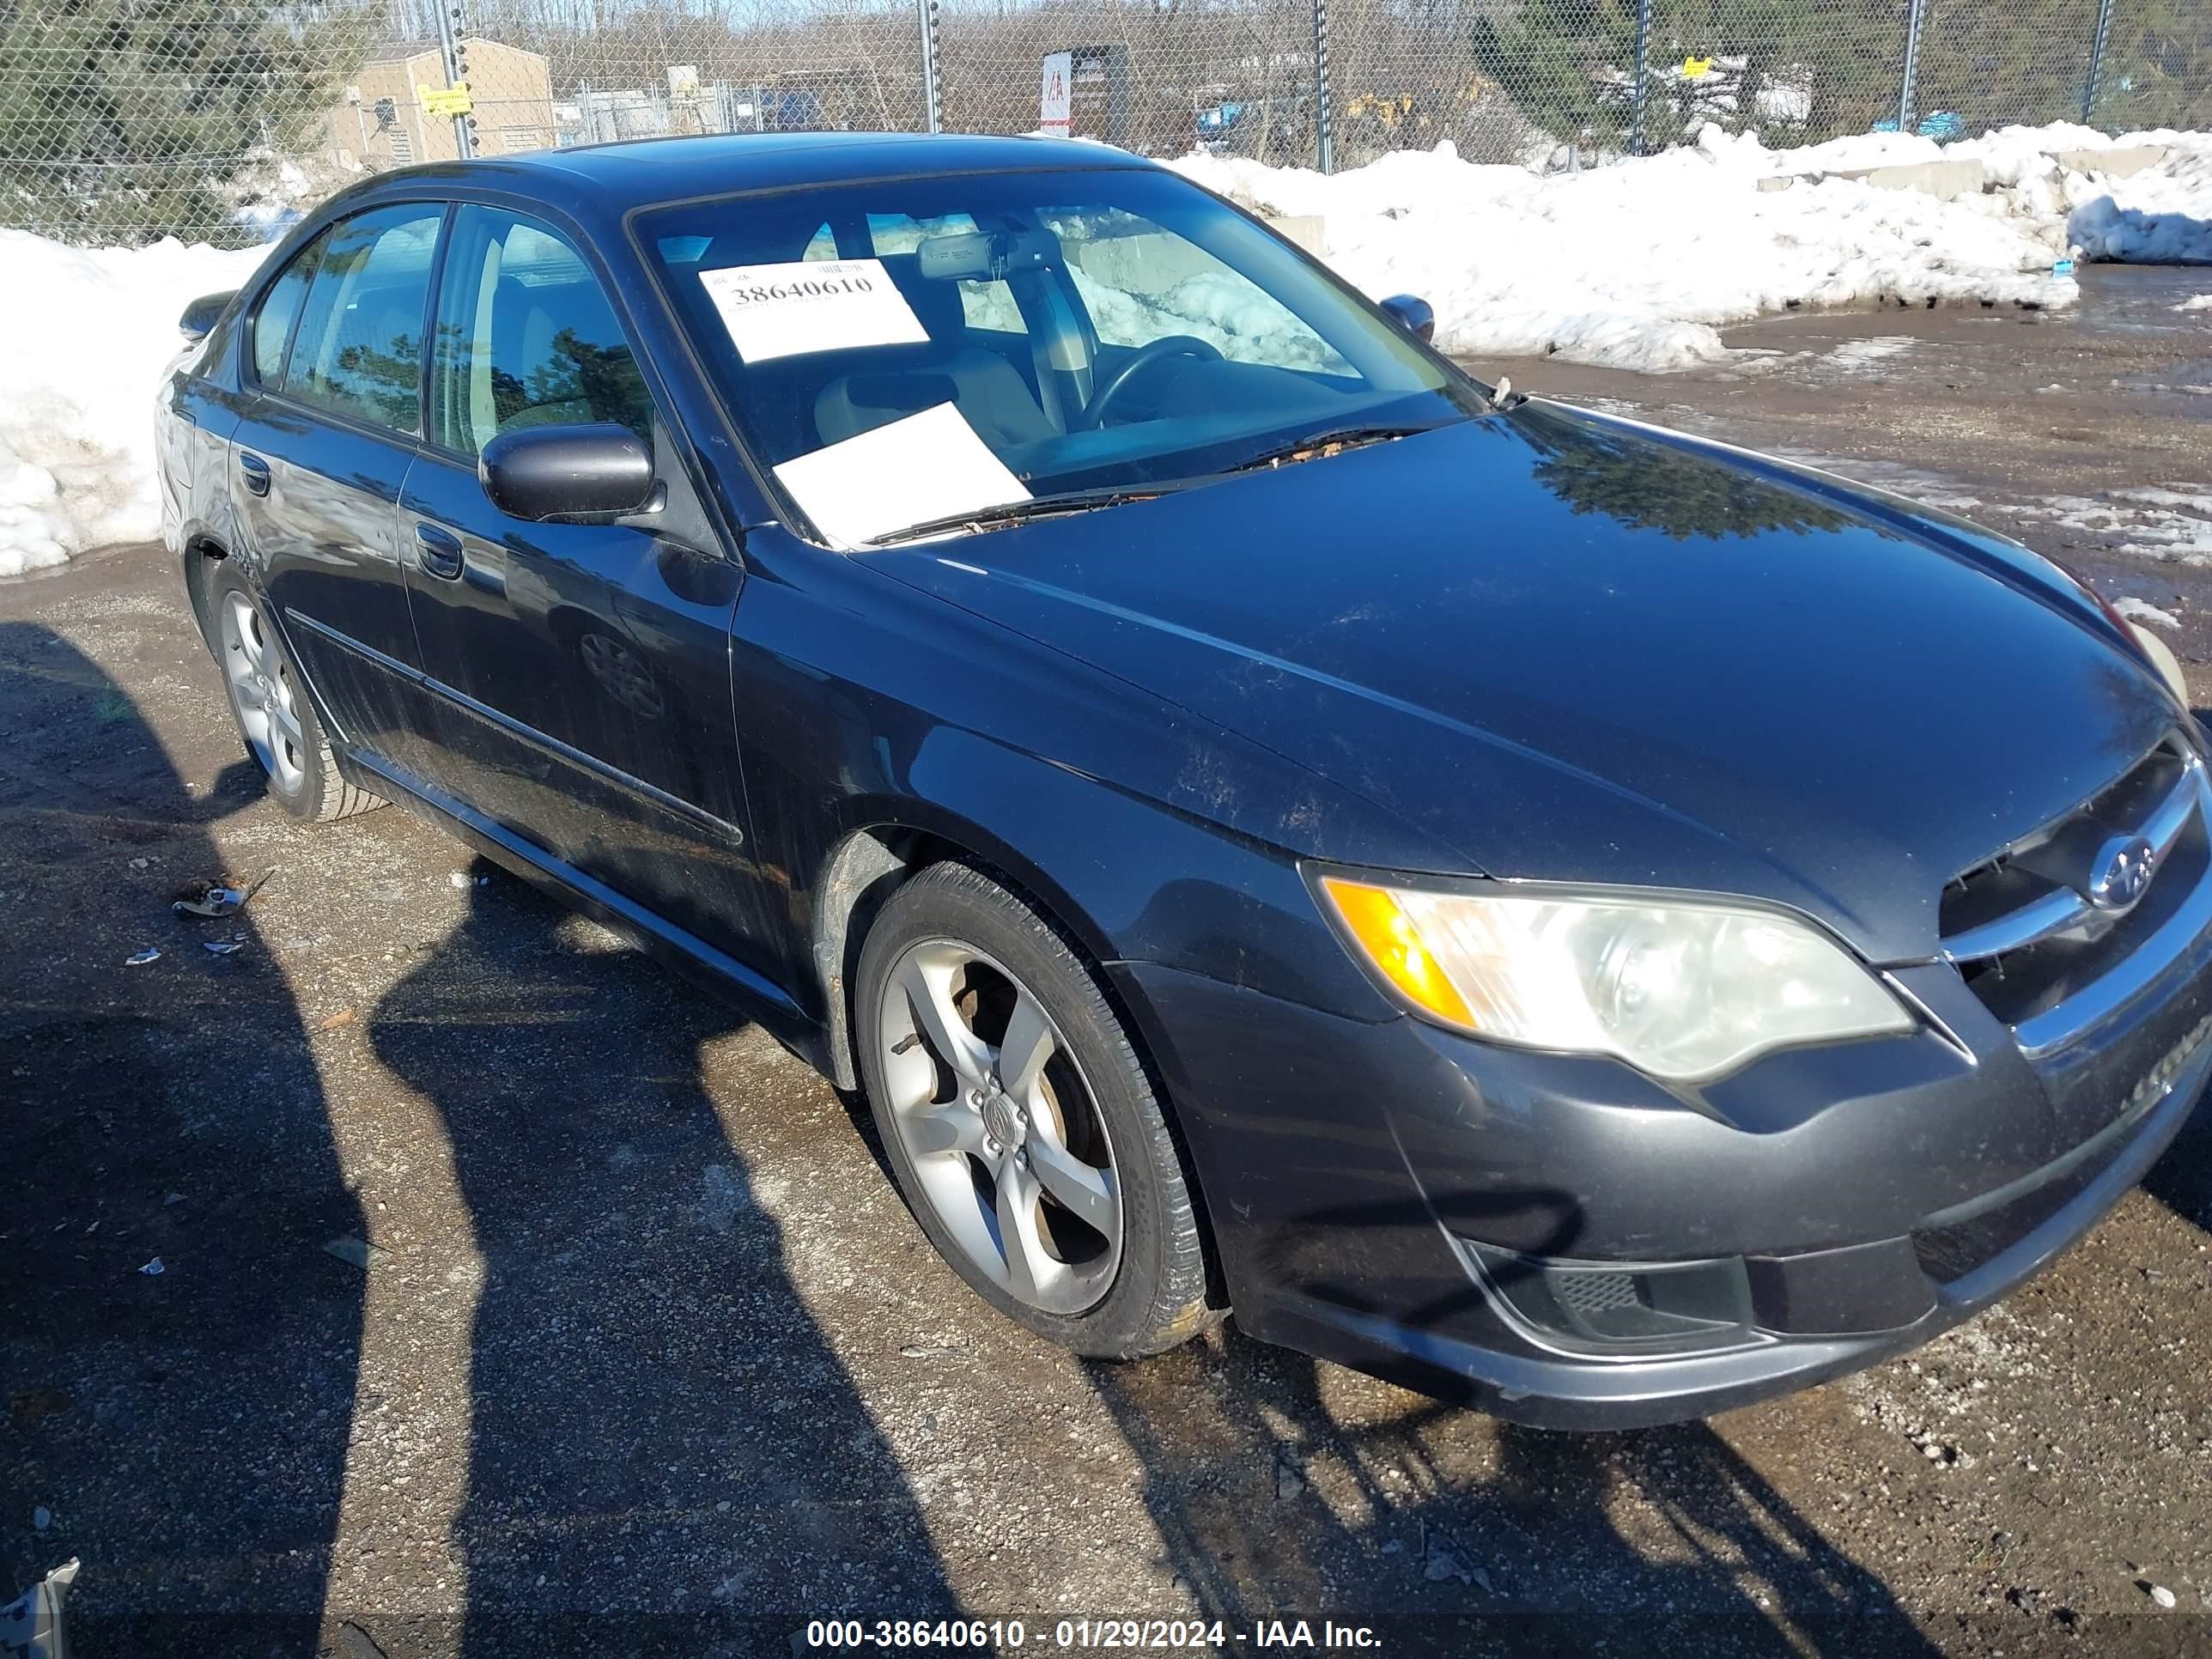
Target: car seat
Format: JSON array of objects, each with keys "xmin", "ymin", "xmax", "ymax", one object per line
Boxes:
[{"xmin": 812, "ymin": 254, "xmax": 1057, "ymax": 451}]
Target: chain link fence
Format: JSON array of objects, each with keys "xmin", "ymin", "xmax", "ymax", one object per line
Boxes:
[{"xmin": 1, "ymin": 0, "xmax": 2205, "ymax": 246}]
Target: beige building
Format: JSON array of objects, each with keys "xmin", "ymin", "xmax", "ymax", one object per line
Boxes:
[{"xmin": 325, "ymin": 38, "xmax": 557, "ymax": 168}]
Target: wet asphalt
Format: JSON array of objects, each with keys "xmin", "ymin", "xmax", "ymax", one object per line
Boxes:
[{"xmin": 5, "ymin": 265, "xmax": 2212, "ymax": 1657}]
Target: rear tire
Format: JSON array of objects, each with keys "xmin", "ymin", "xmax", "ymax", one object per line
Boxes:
[
  {"xmin": 209, "ymin": 562, "xmax": 383, "ymax": 823},
  {"xmin": 855, "ymin": 861, "xmax": 1215, "ymax": 1358}
]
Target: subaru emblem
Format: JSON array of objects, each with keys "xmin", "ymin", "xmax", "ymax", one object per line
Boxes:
[{"xmin": 2087, "ymin": 834, "xmax": 2156, "ymax": 911}]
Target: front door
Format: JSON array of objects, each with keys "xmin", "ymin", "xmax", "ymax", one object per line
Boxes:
[
  {"xmin": 398, "ymin": 204, "xmax": 775, "ymax": 972},
  {"xmin": 234, "ymin": 203, "xmax": 446, "ymax": 775}
]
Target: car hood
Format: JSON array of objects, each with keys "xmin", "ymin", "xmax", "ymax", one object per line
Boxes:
[{"xmin": 873, "ymin": 402, "xmax": 2176, "ymax": 963}]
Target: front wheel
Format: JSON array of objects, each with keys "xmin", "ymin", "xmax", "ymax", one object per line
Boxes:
[
  {"xmin": 210, "ymin": 563, "xmax": 383, "ymax": 823},
  {"xmin": 855, "ymin": 862, "xmax": 1216, "ymax": 1358}
]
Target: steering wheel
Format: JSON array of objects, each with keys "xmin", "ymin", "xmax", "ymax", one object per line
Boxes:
[{"xmin": 1079, "ymin": 335, "xmax": 1224, "ymax": 429}]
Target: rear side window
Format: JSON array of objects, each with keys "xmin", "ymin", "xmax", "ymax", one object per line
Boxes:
[
  {"xmin": 250, "ymin": 233, "xmax": 324, "ymax": 386},
  {"xmin": 427, "ymin": 205, "xmax": 652, "ymax": 456},
  {"xmin": 281, "ymin": 204, "xmax": 444, "ymax": 437}
]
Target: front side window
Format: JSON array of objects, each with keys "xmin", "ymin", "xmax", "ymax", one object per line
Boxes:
[
  {"xmin": 428, "ymin": 205, "xmax": 653, "ymax": 457},
  {"xmin": 282, "ymin": 204, "xmax": 443, "ymax": 436},
  {"xmin": 250, "ymin": 232, "xmax": 325, "ymax": 386},
  {"xmin": 641, "ymin": 166, "xmax": 1480, "ymax": 544}
]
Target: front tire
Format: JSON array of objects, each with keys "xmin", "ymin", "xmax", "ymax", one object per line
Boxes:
[
  {"xmin": 855, "ymin": 862, "xmax": 1215, "ymax": 1358},
  {"xmin": 210, "ymin": 563, "xmax": 382, "ymax": 823}
]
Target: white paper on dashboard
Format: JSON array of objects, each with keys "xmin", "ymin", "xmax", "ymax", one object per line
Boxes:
[
  {"xmin": 773, "ymin": 404, "xmax": 1030, "ymax": 548},
  {"xmin": 699, "ymin": 258, "xmax": 929, "ymax": 363}
]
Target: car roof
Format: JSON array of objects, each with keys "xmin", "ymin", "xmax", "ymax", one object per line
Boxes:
[{"xmin": 365, "ymin": 132, "xmax": 1156, "ymax": 220}]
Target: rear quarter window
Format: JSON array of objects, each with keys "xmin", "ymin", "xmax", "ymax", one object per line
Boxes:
[{"xmin": 249, "ymin": 233, "xmax": 325, "ymax": 386}]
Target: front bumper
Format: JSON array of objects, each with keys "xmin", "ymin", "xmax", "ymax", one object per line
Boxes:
[{"xmin": 1114, "ymin": 909, "xmax": 2212, "ymax": 1429}]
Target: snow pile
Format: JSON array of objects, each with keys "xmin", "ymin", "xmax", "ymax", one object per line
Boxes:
[
  {"xmin": 0, "ymin": 229, "xmax": 266, "ymax": 575},
  {"xmin": 1171, "ymin": 129, "xmax": 2075, "ymax": 373},
  {"xmin": 1167, "ymin": 120, "xmax": 2212, "ymax": 372},
  {"xmin": 1069, "ymin": 264, "xmax": 1352, "ymax": 374},
  {"xmin": 2113, "ymin": 596, "xmax": 2181, "ymax": 629},
  {"xmin": 1898, "ymin": 123, "xmax": 2212, "ymax": 264},
  {"xmin": 2179, "ymin": 295, "xmax": 2212, "ymax": 313},
  {"xmin": 2066, "ymin": 139, "xmax": 2212, "ymax": 263},
  {"xmin": 1717, "ymin": 120, "xmax": 2212, "ymax": 265}
]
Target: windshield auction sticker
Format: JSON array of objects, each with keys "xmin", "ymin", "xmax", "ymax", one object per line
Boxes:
[
  {"xmin": 700, "ymin": 258, "xmax": 930, "ymax": 363},
  {"xmin": 774, "ymin": 404, "xmax": 1029, "ymax": 547}
]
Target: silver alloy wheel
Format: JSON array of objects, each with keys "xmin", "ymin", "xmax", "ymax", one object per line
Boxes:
[
  {"xmin": 878, "ymin": 938, "xmax": 1124, "ymax": 1315},
  {"xmin": 220, "ymin": 590, "xmax": 307, "ymax": 797}
]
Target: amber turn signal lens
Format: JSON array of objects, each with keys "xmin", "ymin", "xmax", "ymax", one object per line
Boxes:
[{"xmin": 1319, "ymin": 876, "xmax": 1476, "ymax": 1029}]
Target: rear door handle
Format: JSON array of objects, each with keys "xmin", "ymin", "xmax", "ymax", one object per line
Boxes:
[
  {"xmin": 414, "ymin": 521, "xmax": 464, "ymax": 580},
  {"xmin": 238, "ymin": 452, "xmax": 270, "ymax": 497}
]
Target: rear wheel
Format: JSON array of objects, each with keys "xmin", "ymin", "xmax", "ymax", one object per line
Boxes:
[
  {"xmin": 210, "ymin": 564, "xmax": 383, "ymax": 823},
  {"xmin": 855, "ymin": 862, "xmax": 1215, "ymax": 1358}
]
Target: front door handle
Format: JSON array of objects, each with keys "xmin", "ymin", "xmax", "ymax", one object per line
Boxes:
[
  {"xmin": 414, "ymin": 521, "xmax": 464, "ymax": 580},
  {"xmin": 238, "ymin": 452, "xmax": 270, "ymax": 497}
]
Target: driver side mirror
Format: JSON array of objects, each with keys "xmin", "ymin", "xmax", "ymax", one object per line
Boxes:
[
  {"xmin": 1380, "ymin": 294, "xmax": 1436, "ymax": 345},
  {"xmin": 480, "ymin": 424, "xmax": 655, "ymax": 522},
  {"xmin": 179, "ymin": 289, "xmax": 237, "ymax": 344}
]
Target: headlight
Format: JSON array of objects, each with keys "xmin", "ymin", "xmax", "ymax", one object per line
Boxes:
[
  {"xmin": 2045, "ymin": 556, "xmax": 2191, "ymax": 703},
  {"xmin": 1317, "ymin": 876, "xmax": 1913, "ymax": 1082}
]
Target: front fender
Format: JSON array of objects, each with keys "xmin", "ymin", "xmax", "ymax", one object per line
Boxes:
[
  {"xmin": 823, "ymin": 731, "xmax": 1397, "ymax": 1020},
  {"xmin": 737, "ymin": 530, "xmax": 1453, "ymax": 1020}
]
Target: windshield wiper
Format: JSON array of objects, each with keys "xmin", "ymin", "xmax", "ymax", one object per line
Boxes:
[
  {"xmin": 862, "ymin": 422, "xmax": 1444, "ymax": 547},
  {"xmin": 1219, "ymin": 422, "xmax": 1443, "ymax": 476},
  {"xmin": 865, "ymin": 484, "xmax": 1170, "ymax": 547}
]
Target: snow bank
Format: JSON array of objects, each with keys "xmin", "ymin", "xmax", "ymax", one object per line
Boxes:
[
  {"xmin": 1171, "ymin": 131, "xmax": 2076, "ymax": 373},
  {"xmin": 0, "ymin": 230, "xmax": 266, "ymax": 576},
  {"xmin": 2063, "ymin": 139, "xmax": 2212, "ymax": 264},
  {"xmin": 1682, "ymin": 121, "xmax": 2212, "ymax": 266},
  {"xmin": 1166, "ymin": 121, "xmax": 2212, "ymax": 373}
]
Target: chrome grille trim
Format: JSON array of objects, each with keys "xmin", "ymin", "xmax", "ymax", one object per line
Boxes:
[
  {"xmin": 1941, "ymin": 886, "xmax": 2087, "ymax": 965},
  {"xmin": 2141, "ymin": 752, "xmax": 2203, "ymax": 855},
  {"xmin": 1942, "ymin": 748, "xmax": 2203, "ymax": 966},
  {"xmin": 2015, "ymin": 822, "xmax": 2212, "ymax": 1056}
]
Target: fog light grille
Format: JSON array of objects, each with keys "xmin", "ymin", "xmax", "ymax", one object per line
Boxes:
[
  {"xmin": 1549, "ymin": 1269, "xmax": 1638, "ymax": 1318},
  {"xmin": 1462, "ymin": 1242, "xmax": 1759, "ymax": 1359}
]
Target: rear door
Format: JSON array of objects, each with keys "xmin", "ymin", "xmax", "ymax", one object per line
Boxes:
[
  {"xmin": 398, "ymin": 203, "xmax": 775, "ymax": 970},
  {"xmin": 234, "ymin": 203, "xmax": 446, "ymax": 773}
]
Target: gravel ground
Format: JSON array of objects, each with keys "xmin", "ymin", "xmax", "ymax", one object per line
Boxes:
[{"xmin": 5, "ymin": 267, "xmax": 2212, "ymax": 1659}]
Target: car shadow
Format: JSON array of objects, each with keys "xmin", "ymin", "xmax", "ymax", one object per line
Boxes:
[
  {"xmin": 1083, "ymin": 1333, "xmax": 1946, "ymax": 1656},
  {"xmin": 0, "ymin": 621, "xmax": 362, "ymax": 1655},
  {"xmin": 364, "ymin": 870, "xmax": 957, "ymax": 1654}
]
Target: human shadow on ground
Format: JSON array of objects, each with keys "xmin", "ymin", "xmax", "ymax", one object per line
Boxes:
[
  {"xmin": 1086, "ymin": 1335, "xmax": 1949, "ymax": 1656},
  {"xmin": 1084, "ymin": 1180, "xmax": 1950, "ymax": 1658},
  {"xmin": 0, "ymin": 621, "xmax": 362, "ymax": 1656},
  {"xmin": 366, "ymin": 872, "xmax": 957, "ymax": 1656}
]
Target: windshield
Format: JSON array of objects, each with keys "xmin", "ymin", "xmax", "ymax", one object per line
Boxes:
[{"xmin": 640, "ymin": 166, "xmax": 1484, "ymax": 546}]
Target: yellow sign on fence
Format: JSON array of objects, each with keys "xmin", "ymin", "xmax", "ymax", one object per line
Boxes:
[{"xmin": 418, "ymin": 82, "xmax": 474, "ymax": 117}]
